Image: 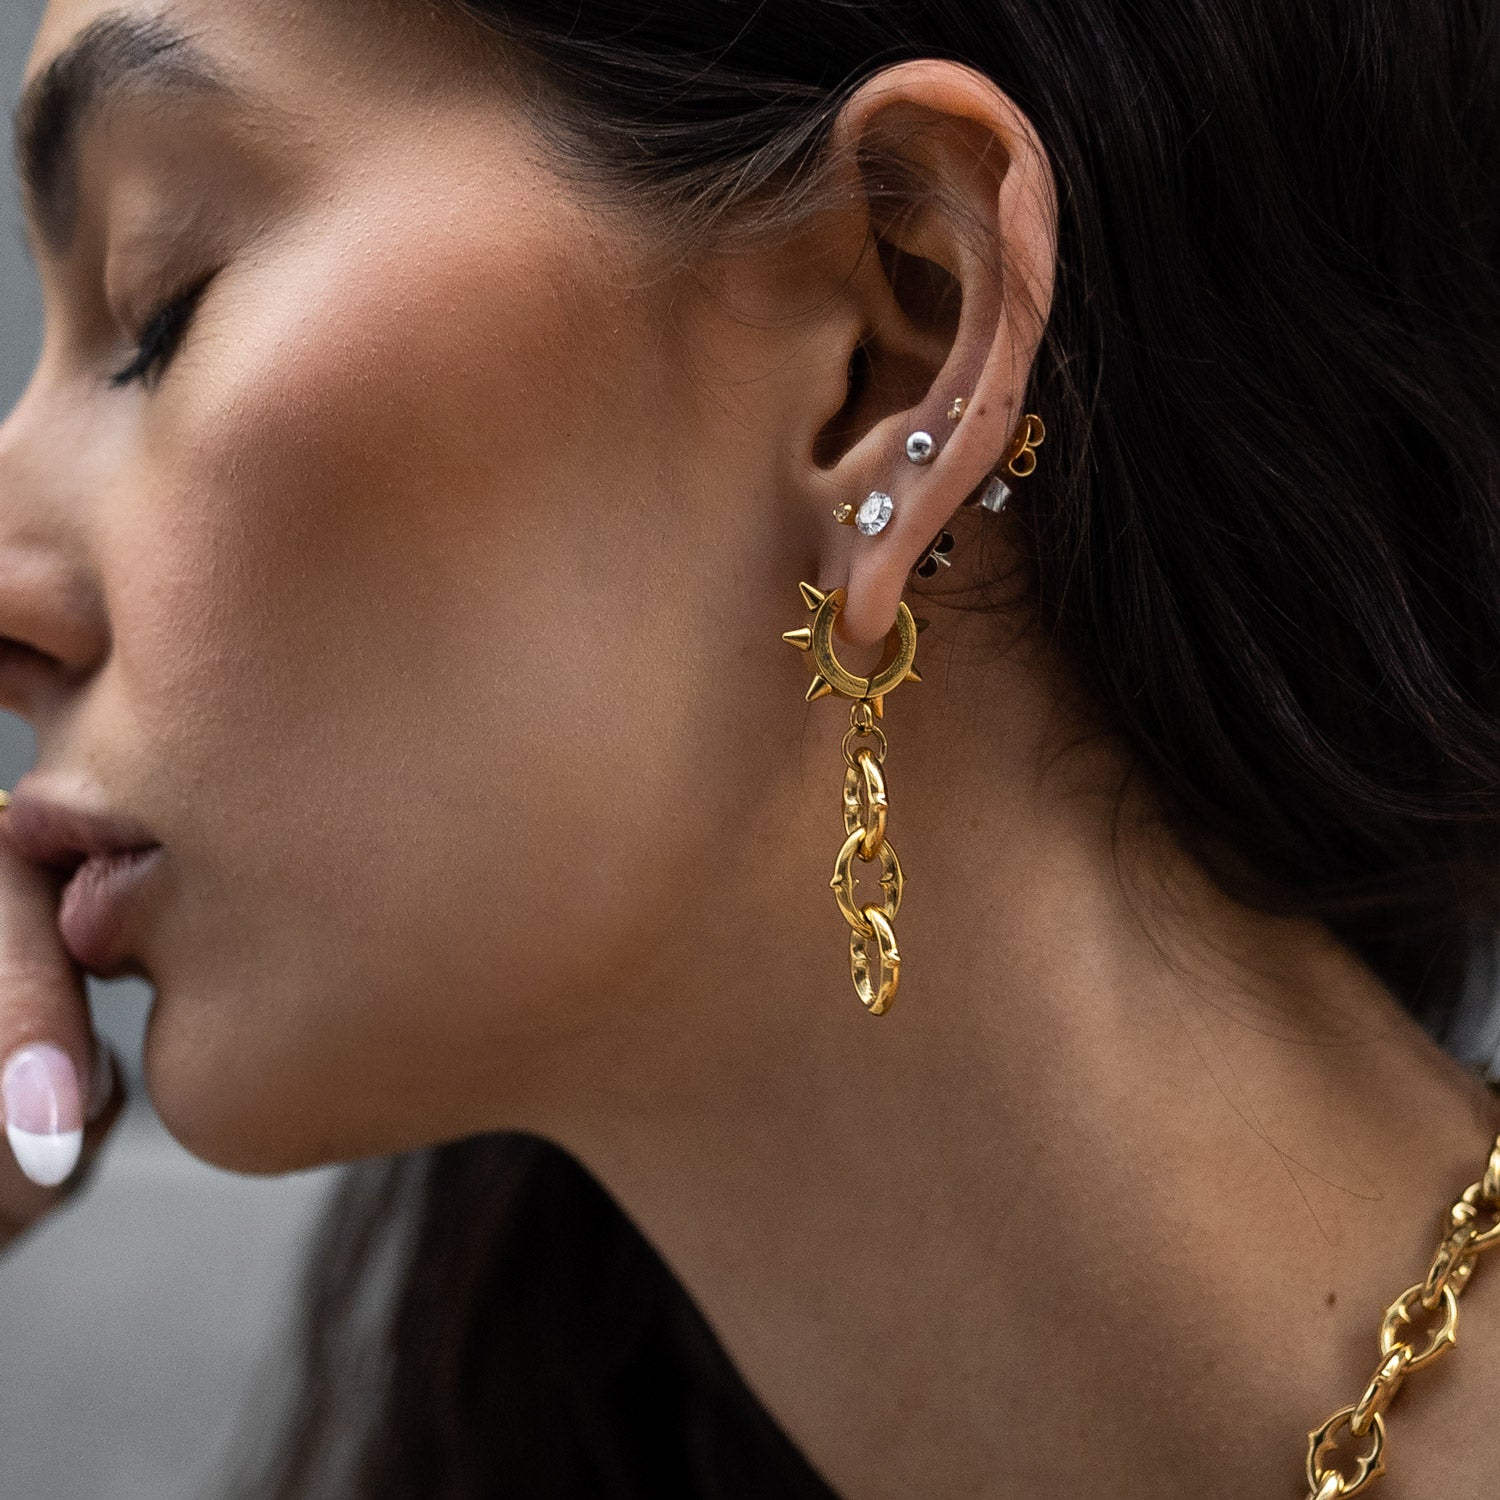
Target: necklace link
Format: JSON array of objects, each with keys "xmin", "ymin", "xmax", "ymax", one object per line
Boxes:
[{"xmin": 1302, "ymin": 1132, "xmax": 1500, "ymax": 1497}]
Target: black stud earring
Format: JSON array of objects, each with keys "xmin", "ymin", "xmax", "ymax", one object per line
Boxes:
[{"xmin": 913, "ymin": 529, "xmax": 956, "ymax": 579}]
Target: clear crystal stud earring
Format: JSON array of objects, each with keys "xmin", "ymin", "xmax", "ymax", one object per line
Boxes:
[
  {"xmin": 835, "ymin": 490, "xmax": 895, "ymax": 535},
  {"xmin": 855, "ymin": 490, "xmax": 894, "ymax": 534}
]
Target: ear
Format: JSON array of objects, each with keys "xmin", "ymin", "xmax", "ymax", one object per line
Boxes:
[{"xmin": 794, "ymin": 59, "xmax": 1058, "ymax": 649}]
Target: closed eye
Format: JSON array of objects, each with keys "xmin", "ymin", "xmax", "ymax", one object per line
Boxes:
[{"xmin": 110, "ymin": 280, "xmax": 209, "ymax": 389}]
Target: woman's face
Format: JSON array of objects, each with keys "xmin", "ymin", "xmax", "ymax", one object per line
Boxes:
[{"xmin": 0, "ymin": 0, "xmax": 852, "ymax": 1169}]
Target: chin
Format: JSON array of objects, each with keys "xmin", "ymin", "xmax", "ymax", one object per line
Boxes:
[{"xmin": 138, "ymin": 987, "xmax": 359, "ymax": 1177}]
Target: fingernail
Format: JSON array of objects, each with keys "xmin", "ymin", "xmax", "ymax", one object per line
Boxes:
[
  {"xmin": 84, "ymin": 1035, "xmax": 115, "ymax": 1124},
  {"xmin": 1, "ymin": 1043, "xmax": 84, "ymax": 1187}
]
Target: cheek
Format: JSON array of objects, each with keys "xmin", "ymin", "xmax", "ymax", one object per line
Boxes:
[{"xmin": 113, "ymin": 176, "xmax": 726, "ymax": 1168}]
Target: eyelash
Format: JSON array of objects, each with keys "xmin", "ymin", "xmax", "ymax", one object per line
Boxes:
[{"xmin": 109, "ymin": 281, "xmax": 209, "ymax": 389}]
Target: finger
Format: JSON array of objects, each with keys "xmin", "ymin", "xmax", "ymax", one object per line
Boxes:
[
  {"xmin": 0, "ymin": 796, "xmax": 103, "ymax": 1191},
  {"xmin": 52, "ymin": 1039, "xmax": 128, "ymax": 1199},
  {"xmin": 0, "ymin": 1039, "xmax": 127, "ymax": 1245}
]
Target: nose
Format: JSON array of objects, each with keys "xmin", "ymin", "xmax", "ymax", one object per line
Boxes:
[{"xmin": 0, "ymin": 383, "xmax": 110, "ymax": 724}]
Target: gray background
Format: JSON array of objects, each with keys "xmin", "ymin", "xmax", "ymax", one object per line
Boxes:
[{"xmin": 0, "ymin": 8, "xmax": 339, "ymax": 1499}]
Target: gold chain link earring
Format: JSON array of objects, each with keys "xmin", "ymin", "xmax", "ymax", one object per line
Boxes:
[
  {"xmin": 782, "ymin": 583, "xmax": 925, "ymax": 1015},
  {"xmin": 788, "ymin": 401, "xmax": 1044, "ymax": 1014}
]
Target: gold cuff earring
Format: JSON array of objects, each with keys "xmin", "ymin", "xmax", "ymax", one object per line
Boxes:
[{"xmin": 781, "ymin": 582, "xmax": 925, "ymax": 1015}]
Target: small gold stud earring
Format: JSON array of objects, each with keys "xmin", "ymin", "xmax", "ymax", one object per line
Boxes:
[{"xmin": 947, "ymin": 396, "xmax": 967, "ymax": 422}]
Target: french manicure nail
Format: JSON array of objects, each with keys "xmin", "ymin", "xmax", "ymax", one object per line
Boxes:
[
  {"xmin": 2, "ymin": 1042, "xmax": 84, "ymax": 1187},
  {"xmin": 85, "ymin": 1035, "xmax": 115, "ymax": 1124}
]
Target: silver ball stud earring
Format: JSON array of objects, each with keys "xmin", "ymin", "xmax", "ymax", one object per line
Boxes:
[{"xmin": 905, "ymin": 430, "xmax": 936, "ymax": 465}]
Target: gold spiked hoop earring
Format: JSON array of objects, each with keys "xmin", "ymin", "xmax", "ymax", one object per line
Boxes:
[{"xmin": 782, "ymin": 583, "xmax": 925, "ymax": 1016}]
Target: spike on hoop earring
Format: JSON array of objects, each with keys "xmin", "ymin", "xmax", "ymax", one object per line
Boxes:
[{"xmin": 781, "ymin": 582, "xmax": 929, "ymax": 1015}]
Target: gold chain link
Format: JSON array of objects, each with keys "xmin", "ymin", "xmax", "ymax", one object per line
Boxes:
[
  {"xmin": 783, "ymin": 582, "xmax": 922, "ymax": 1016},
  {"xmin": 829, "ymin": 699, "xmax": 903, "ymax": 1014},
  {"xmin": 1303, "ymin": 1132, "xmax": 1500, "ymax": 1497}
]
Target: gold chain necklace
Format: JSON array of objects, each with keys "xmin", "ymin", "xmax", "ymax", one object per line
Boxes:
[{"xmin": 1302, "ymin": 1130, "xmax": 1500, "ymax": 1496}]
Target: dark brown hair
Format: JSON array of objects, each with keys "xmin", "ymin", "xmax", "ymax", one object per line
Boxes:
[{"xmin": 229, "ymin": 2, "xmax": 1500, "ymax": 1495}]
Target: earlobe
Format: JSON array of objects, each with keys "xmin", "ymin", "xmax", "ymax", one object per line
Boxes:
[{"xmin": 796, "ymin": 57, "xmax": 1058, "ymax": 648}]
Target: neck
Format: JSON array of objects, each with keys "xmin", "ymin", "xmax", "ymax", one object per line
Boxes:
[{"xmin": 533, "ymin": 589, "xmax": 1500, "ymax": 1499}]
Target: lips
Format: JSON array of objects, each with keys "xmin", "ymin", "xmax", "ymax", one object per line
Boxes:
[
  {"xmin": 2, "ymin": 782, "xmax": 163, "ymax": 973},
  {"xmin": 52, "ymin": 846, "xmax": 164, "ymax": 973}
]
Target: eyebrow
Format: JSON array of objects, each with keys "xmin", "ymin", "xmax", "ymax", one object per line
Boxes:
[{"xmin": 14, "ymin": 10, "xmax": 238, "ymax": 257}]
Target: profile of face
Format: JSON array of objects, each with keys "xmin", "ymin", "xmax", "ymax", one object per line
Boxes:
[{"xmin": 0, "ymin": 0, "xmax": 1055, "ymax": 1173}]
